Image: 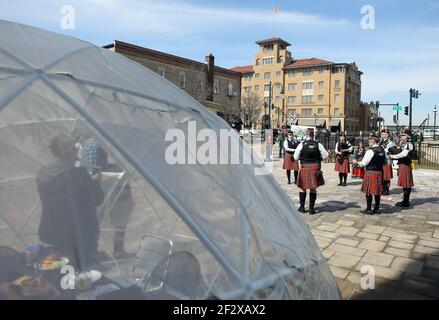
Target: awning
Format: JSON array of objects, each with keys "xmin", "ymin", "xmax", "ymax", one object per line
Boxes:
[
  {"xmin": 298, "ymin": 119, "xmax": 326, "ymax": 127},
  {"xmin": 329, "ymin": 119, "xmax": 341, "ymax": 127}
]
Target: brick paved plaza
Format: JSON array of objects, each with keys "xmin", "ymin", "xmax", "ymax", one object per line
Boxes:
[{"xmin": 251, "ymin": 142, "xmax": 439, "ymax": 299}]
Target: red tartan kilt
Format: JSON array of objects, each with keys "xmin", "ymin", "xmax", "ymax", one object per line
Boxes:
[
  {"xmin": 382, "ymin": 164, "xmax": 393, "ymax": 180},
  {"xmin": 398, "ymin": 164, "xmax": 414, "ymax": 188},
  {"xmin": 361, "ymin": 170, "xmax": 383, "ymax": 195},
  {"xmin": 283, "ymin": 154, "xmax": 299, "ymax": 171},
  {"xmin": 297, "ymin": 163, "xmax": 323, "ymax": 190},
  {"xmin": 352, "ymin": 166, "xmax": 365, "ymax": 178},
  {"xmin": 334, "ymin": 156, "xmax": 350, "ymax": 173}
]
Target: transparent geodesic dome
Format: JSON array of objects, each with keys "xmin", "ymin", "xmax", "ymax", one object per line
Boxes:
[{"xmin": 0, "ymin": 20, "xmax": 340, "ymax": 300}]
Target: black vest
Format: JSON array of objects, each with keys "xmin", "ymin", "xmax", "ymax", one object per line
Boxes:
[
  {"xmin": 286, "ymin": 139, "xmax": 298, "ymax": 154},
  {"xmin": 300, "ymin": 140, "xmax": 321, "ymax": 164},
  {"xmin": 379, "ymin": 139, "xmax": 390, "ymax": 149},
  {"xmin": 338, "ymin": 142, "xmax": 350, "ymax": 159},
  {"xmin": 398, "ymin": 141, "xmax": 413, "ymax": 165},
  {"xmin": 366, "ymin": 146, "xmax": 386, "ymax": 171}
]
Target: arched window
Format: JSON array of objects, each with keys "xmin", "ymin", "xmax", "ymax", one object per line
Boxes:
[
  {"xmin": 278, "ymin": 55, "xmax": 284, "ymax": 63},
  {"xmin": 256, "ymin": 59, "xmax": 260, "ymax": 66}
]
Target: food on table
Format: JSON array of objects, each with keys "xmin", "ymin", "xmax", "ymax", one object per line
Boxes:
[
  {"xmin": 39, "ymin": 253, "xmax": 69, "ymax": 270},
  {"xmin": 12, "ymin": 275, "xmax": 55, "ymax": 297}
]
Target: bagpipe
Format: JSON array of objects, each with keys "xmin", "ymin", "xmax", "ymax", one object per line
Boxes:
[{"xmin": 337, "ymin": 142, "xmax": 351, "ymax": 164}]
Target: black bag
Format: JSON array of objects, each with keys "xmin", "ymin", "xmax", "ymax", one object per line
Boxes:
[
  {"xmin": 410, "ymin": 143, "xmax": 418, "ymax": 160},
  {"xmin": 316, "ymin": 170, "xmax": 325, "ymax": 186}
]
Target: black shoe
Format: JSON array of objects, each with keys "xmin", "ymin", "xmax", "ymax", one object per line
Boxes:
[
  {"xmin": 395, "ymin": 201, "xmax": 410, "ymax": 207},
  {"xmin": 373, "ymin": 209, "xmax": 380, "ymax": 215},
  {"xmin": 309, "ymin": 208, "xmax": 316, "ymax": 215},
  {"xmin": 382, "ymin": 191, "xmax": 390, "ymax": 196},
  {"xmin": 338, "ymin": 183, "xmax": 343, "ymax": 186},
  {"xmin": 288, "ymin": 181, "xmax": 292, "ymax": 185},
  {"xmin": 361, "ymin": 209, "xmax": 373, "ymax": 215},
  {"xmin": 298, "ymin": 207, "xmax": 307, "ymax": 213},
  {"xmin": 342, "ymin": 182, "xmax": 347, "ymax": 187}
]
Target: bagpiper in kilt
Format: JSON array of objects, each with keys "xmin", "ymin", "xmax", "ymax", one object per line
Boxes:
[
  {"xmin": 334, "ymin": 134, "xmax": 353, "ymax": 186},
  {"xmin": 354, "ymin": 134, "xmax": 386, "ymax": 215},
  {"xmin": 283, "ymin": 132, "xmax": 299, "ymax": 184},
  {"xmin": 352, "ymin": 143, "xmax": 366, "ymax": 179},
  {"xmin": 389, "ymin": 128, "xmax": 415, "ymax": 208},
  {"xmin": 293, "ymin": 128, "xmax": 329, "ymax": 215},
  {"xmin": 379, "ymin": 128, "xmax": 395, "ymax": 195}
]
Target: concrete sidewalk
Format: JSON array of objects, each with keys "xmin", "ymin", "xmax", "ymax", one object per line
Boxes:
[{"xmin": 251, "ymin": 141, "xmax": 439, "ymax": 299}]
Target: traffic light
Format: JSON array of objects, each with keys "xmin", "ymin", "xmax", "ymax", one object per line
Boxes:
[
  {"xmin": 393, "ymin": 115, "xmax": 397, "ymax": 124},
  {"xmin": 375, "ymin": 101, "xmax": 380, "ymax": 109},
  {"xmin": 404, "ymin": 106, "xmax": 409, "ymax": 116}
]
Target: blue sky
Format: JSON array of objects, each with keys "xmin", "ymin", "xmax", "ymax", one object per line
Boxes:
[{"xmin": 1, "ymin": 0, "xmax": 439, "ymax": 125}]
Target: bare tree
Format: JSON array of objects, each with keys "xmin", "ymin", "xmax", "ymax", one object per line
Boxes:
[{"xmin": 241, "ymin": 91, "xmax": 262, "ymax": 129}]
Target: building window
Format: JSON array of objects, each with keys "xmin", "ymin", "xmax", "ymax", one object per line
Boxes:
[
  {"xmin": 264, "ymin": 84, "xmax": 270, "ymax": 92},
  {"xmin": 288, "ymin": 83, "xmax": 297, "ymax": 90},
  {"xmin": 302, "ymin": 95, "xmax": 313, "ymax": 103},
  {"xmin": 196, "ymin": 78, "xmax": 204, "ymax": 91},
  {"xmin": 244, "ymin": 74, "xmax": 252, "ymax": 81},
  {"xmin": 276, "ymin": 71, "xmax": 281, "ymax": 77},
  {"xmin": 275, "ymin": 83, "xmax": 282, "ymax": 89},
  {"xmin": 157, "ymin": 67, "xmax": 165, "ymax": 77},
  {"xmin": 302, "ymin": 108, "xmax": 312, "ymax": 116},
  {"xmin": 275, "ymin": 96, "xmax": 281, "ymax": 102},
  {"xmin": 335, "ymin": 80, "xmax": 340, "ymax": 88},
  {"xmin": 213, "ymin": 79, "xmax": 219, "ymax": 94},
  {"xmin": 288, "ymin": 109, "xmax": 296, "ymax": 116},
  {"xmin": 263, "ymin": 44, "xmax": 274, "ymax": 52},
  {"xmin": 288, "ymin": 96, "xmax": 296, "ymax": 104},
  {"xmin": 264, "ymin": 72, "xmax": 271, "ymax": 80},
  {"xmin": 318, "ymin": 81, "xmax": 324, "ymax": 88},
  {"xmin": 318, "ymin": 95, "xmax": 324, "ymax": 101},
  {"xmin": 262, "ymin": 56, "xmax": 274, "ymax": 65},
  {"xmin": 255, "ymin": 85, "xmax": 259, "ymax": 91},
  {"xmin": 302, "ymin": 81, "xmax": 314, "ymax": 90},
  {"xmin": 244, "ymin": 86, "xmax": 252, "ymax": 94},
  {"xmin": 318, "ymin": 108, "xmax": 324, "ymax": 114},
  {"xmin": 319, "ymin": 67, "xmax": 325, "ymax": 73},
  {"xmin": 346, "ymin": 96, "xmax": 350, "ymax": 104},
  {"xmin": 334, "ymin": 94, "xmax": 340, "ymax": 102},
  {"xmin": 303, "ymin": 68, "xmax": 313, "ymax": 76},
  {"xmin": 332, "ymin": 66, "xmax": 343, "ymax": 74},
  {"xmin": 179, "ymin": 72, "xmax": 186, "ymax": 89},
  {"xmin": 256, "ymin": 59, "xmax": 260, "ymax": 66},
  {"xmin": 288, "ymin": 70, "xmax": 296, "ymax": 78},
  {"xmin": 334, "ymin": 107, "xmax": 340, "ymax": 115},
  {"xmin": 228, "ymin": 82, "xmax": 234, "ymax": 96},
  {"xmin": 255, "ymin": 73, "xmax": 260, "ymax": 79},
  {"xmin": 278, "ymin": 56, "xmax": 284, "ymax": 63}
]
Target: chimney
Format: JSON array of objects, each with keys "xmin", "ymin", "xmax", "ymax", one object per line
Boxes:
[{"xmin": 205, "ymin": 53, "xmax": 214, "ymax": 102}]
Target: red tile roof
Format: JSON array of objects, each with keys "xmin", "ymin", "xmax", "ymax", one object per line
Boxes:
[
  {"xmin": 285, "ymin": 58, "xmax": 333, "ymax": 68},
  {"xmin": 230, "ymin": 65, "xmax": 254, "ymax": 73}
]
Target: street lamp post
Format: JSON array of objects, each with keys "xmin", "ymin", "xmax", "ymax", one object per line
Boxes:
[
  {"xmin": 268, "ymin": 81, "xmax": 285, "ymax": 129},
  {"xmin": 434, "ymin": 105, "xmax": 437, "ymax": 140}
]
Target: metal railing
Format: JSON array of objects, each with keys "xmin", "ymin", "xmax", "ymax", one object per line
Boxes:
[{"xmin": 417, "ymin": 142, "xmax": 439, "ymax": 169}]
